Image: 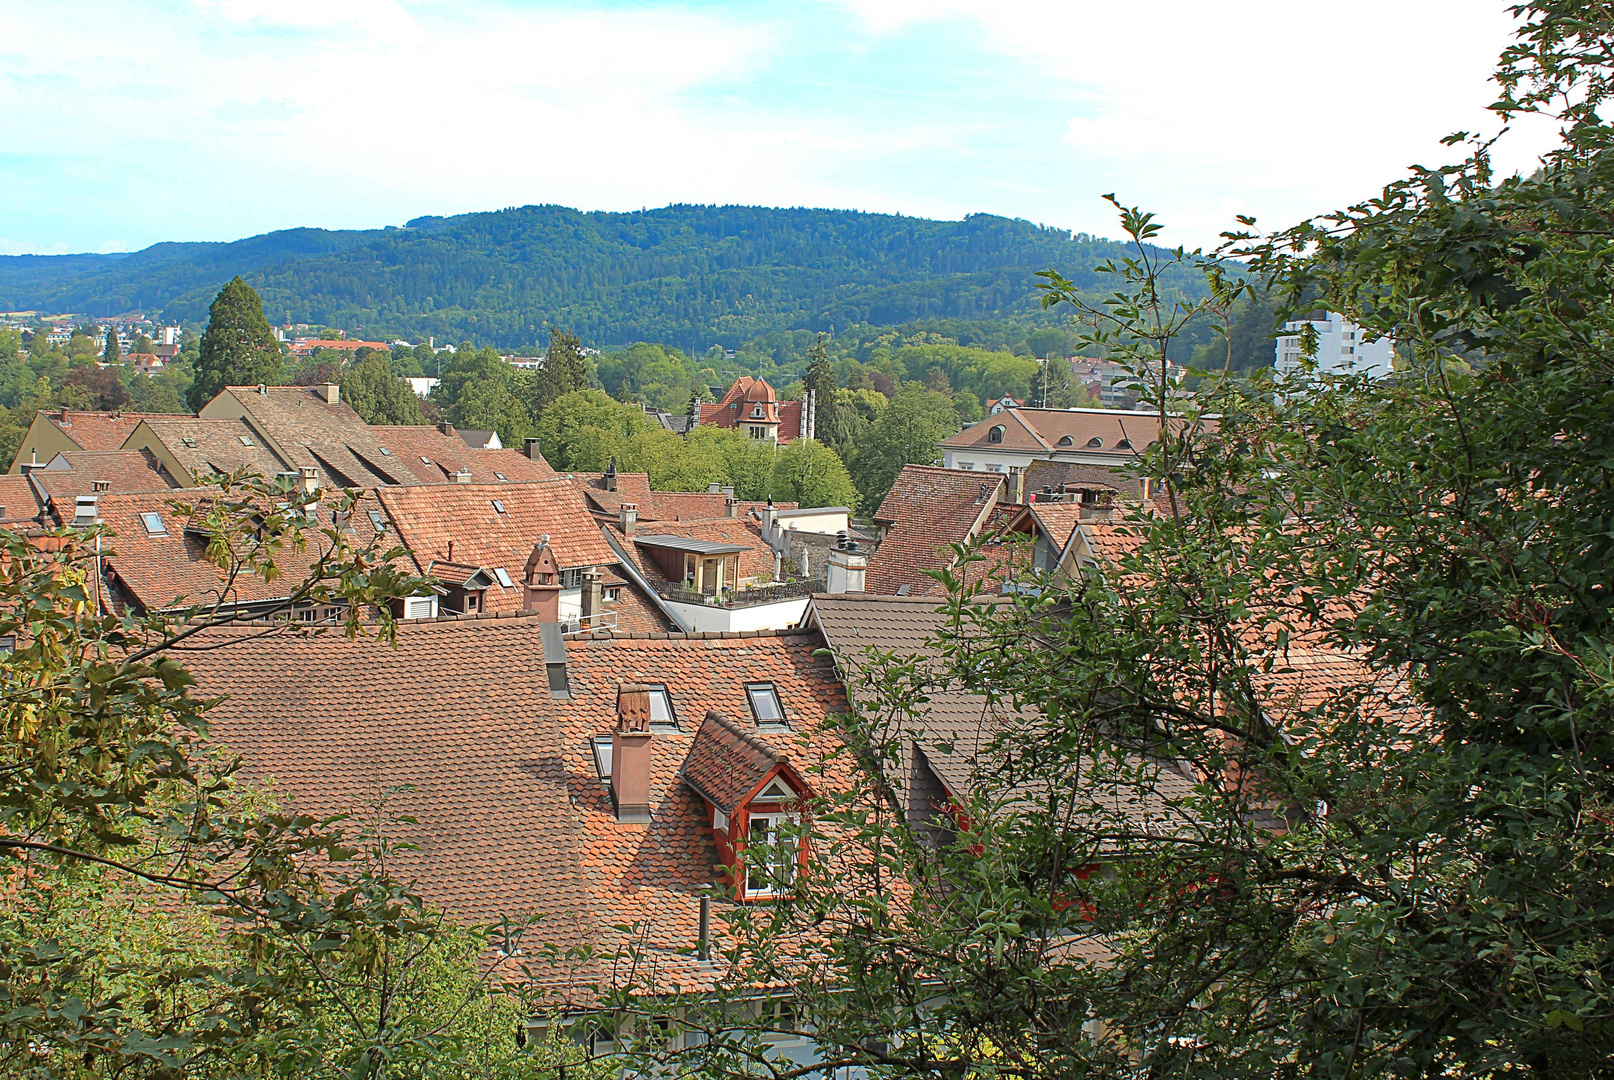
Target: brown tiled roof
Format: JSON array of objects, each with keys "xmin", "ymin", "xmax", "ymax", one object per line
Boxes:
[
  {"xmin": 0, "ymin": 474, "xmax": 45, "ymax": 525},
  {"xmin": 377, "ymin": 480, "xmax": 617, "ymax": 577},
  {"xmin": 31, "ymin": 450, "xmax": 180, "ymax": 500},
  {"xmin": 697, "ymin": 377, "xmax": 805, "ymax": 441},
  {"xmin": 180, "ymin": 618, "xmax": 852, "ymax": 994},
  {"xmin": 1027, "ymin": 502, "xmax": 1086, "ymax": 555},
  {"xmin": 866, "ymin": 466, "xmax": 1003, "ymax": 596},
  {"xmin": 58, "ymin": 488, "xmax": 392, "ymax": 614},
  {"xmin": 680, "ymin": 711, "xmax": 788, "ymax": 814},
  {"xmin": 371, "ymin": 426, "xmax": 556, "ymax": 484},
  {"xmin": 1024, "ymin": 459, "xmax": 1135, "ymax": 498},
  {"xmin": 207, "ymin": 386, "xmax": 415, "ymax": 488},
  {"xmin": 942, "ymin": 408, "xmax": 1167, "ymax": 456},
  {"xmin": 133, "ymin": 416, "xmax": 294, "ymax": 483},
  {"xmin": 36, "ymin": 410, "xmax": 172, "ymax": 451}
]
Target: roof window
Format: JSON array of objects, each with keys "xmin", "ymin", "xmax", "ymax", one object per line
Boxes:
[
  {"xmin": 747, "ymin": 682, "xmax": 787, "ymax": 727},
  {"xmin": 494, "ymin": 471, "xmax": 507, "ymax": 482},
  {"xmin": 493, "ymin": 567, "xmax": 515, "ymax": 588},
  {"xmin": 1057, "ymin": 435, "xmax": 1074, "ymax": 446},
  {"xmin": 139, "ymin": 512, "xmax": 166, "ymax": 536},
  {"xmin": 378, "ymin": 446, "xmax": 392, "ymax": 456},
  {"xmin": 1116, "ymin": 439, "xmax": 1132, "ymax": 449},
  {"xmin": 592, "ymin": 735, "xmax": 613, "ymax": 779},
  {"xmin": 492, "ymin": 500, "xmax": 506, "ymax": 514},
  {"xmin": 420, "ymin": 456, "xmax": 432, "ymax": 464},
  {"xmin": 1086, "ymin": 437, "xmax": 1103, "ymax": 448},
  {"xmin": 987, "ymin": 425, "xmax": 1005, "ymax": 444},
  {"xmin": 367, "ymin": 508, "xmax": 387, "ymax": 532},
  {"xmin": 180, "ymin": 436, "xmax": 197, "ymax": 448},
  {"xmin": 238, "ymin": 435, "xmax": 254, "ymax": 446},
  {"xmin": 646, "ymin": 684, "xmax": 677, "ymax": 730}
]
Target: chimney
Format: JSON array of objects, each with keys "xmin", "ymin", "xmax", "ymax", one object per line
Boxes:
[
  {"xmin": 760, "ymin": 502, "xmax": 776, "ymax": 535},
  {"xmin": 721, "ymin": 486, "xmax": 735, "ymax": 500},
  {"xmin": 612, "ymin": 683, "xmax": 654, "ymax": 823},
  {"xmin": 315, "ymin": 383, "xmax": 340, "ymax": 404},
  {"xmin": 524, "ymin": 536, "xmax": 562, "ymax": 620},
  {"xmin": 72, "ymin": 494, "xmax": 98, "ymax": 527},
  {"xmin": 450, "ymin": 468, "xmax": 472, "ymax": 483},
  {"xmin": 582, "ymin": 566, "xmax": 603, "ymax": 622},
  {"xmin": 524, "ymin": 437, "xmax": 543, "ymax": 461},
  {"xmin": 604, "ymin": 456, "xmax": 618, "ymax": 492},
  {"xmin": 257, "ymin": 384, "xmax": 268, "ymax": 396},
  {"xmin": 619, "ymin": 502, "xmax": 637, "ymax": 536},
  {"xmin": 541, "ymin": 621, "xmax": 570, "ymax": 699},
  {"xmin": 826, "ymin": 532, "xmax": 867, "ymax": 595},
  {"xmin": 438, "ymin": 421, "xmax": 455, "ymax": 438},
  {"xmin": 725, "ymin": 496, "xmax": 739, "ymax": 518},
  {"xmin": 299, "ymin": 465, "xmax": 319, "ymax": 494},
  {"xmin": 707, "ymin": 483, "xmax": 722, "ymax": 494}
]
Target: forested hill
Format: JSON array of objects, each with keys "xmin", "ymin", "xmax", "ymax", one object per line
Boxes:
[{"xmin": 0, "ymin": 205, "xmax": 1198, "ymax": 349}]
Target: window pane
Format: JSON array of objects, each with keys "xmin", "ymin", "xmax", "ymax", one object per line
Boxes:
[
  {"xmin": 748, "ymin": 684, "xmax": 783, "ymax": 722},
  {"xmin": 648, "ymin": 688, "xmax": 674, "ymax": 724}
]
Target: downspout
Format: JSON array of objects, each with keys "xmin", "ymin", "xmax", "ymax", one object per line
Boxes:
[{"xmin": 599, "ymin": 526, "xmax": 692, "ymax": 632}]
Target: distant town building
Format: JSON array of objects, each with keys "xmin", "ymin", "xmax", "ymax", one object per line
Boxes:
[
  {"xmin": 694, "ymin": 377, "xmax": 806, "ymax": 443},
  {"xmin": 288, "ymin": 338, "xmax": 389, "ymax": 358},
  {"xmin": 1275, "ymin": 312, "xmax": 1393, "ymax": 378}
]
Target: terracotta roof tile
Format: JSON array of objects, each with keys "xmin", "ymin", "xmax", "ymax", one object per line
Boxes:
[
  {"xmin": 370, "ymin": 426, "xmax": 556, "ymax": 484},
  {"xmin": 378, "ymin": 479, "xmax": 617, "ymax": 579},
  {"xmin": 31, "ymin": 449, "xmax": 181, "ymax": 501},
  {"xmin": 37, "ymin": 409, "xmax": 174, "ymax": 451},
  {"xmin": 866, "ymin": 466, "xmax": 1003, "ymax": 595},
  {"xmin": 0, "ymin": 474, "xmax": 45, "ymax": 525},
  {"xmin": 680, "ymin": 711, "xmax": 788, "ymax": 814}
]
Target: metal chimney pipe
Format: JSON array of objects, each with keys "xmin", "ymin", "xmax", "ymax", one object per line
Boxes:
[{"xmin": 697, "ymin": 896, "xmax": 711, "ymax": 961}]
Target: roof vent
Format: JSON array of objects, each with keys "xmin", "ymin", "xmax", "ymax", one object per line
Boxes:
[
  {"xmin": 451, "ymin": 468, "xmax": 472, "ymax": 483},
  {"xmin": 316, "ymin": 383, "xmax": 340, "ymax": 404},
  {"xmin": 72, "ymin": 494, "xmax": 98, "ymax": 526}
]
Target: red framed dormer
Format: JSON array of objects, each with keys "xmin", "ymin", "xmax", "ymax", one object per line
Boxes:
[{"xmin": 679, "ymin": 711, "xmax": 814, "ymax": 901}]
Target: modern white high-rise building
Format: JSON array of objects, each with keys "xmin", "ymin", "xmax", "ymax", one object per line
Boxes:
[{"xmin": 1274, "ymin": 312, "xmax": 1393, "ymax": 378}]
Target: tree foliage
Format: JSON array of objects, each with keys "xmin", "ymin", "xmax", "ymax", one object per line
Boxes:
[
  {"xmin": 341, "ymin": 353, "xmax": 426, "ymax": 426},
  {"xmin": 187, "ymin": 277, "xmax": 284, "ymax": 411}
]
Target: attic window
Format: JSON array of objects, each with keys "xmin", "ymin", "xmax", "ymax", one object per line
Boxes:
[
  {"xmin": 987, "ymin": 425, "xmax": 1005, "ymax": 444},
  {"xmin": 747, "ymin": 682, "xmax": 787, "ymax": 727},
  {"xmin": 1086, "ymin": 437, "xmax": 1103, "ymax": 448},
  {"xmin": 754, "ymin": 776, "xmax": 794, "ymax": 801},
  {"xmin": 547, "ymin": 661, "xmax": 571, "ymax": 698},
  {"xmin": 238, "ymin": 436, "xmax": 254, "ymax": 446},
  {"xmin": 378, "ymin": 446, "xmax": 392, "ymax": 456},
  {"xmin": 492, "ymin": 500, "xmax": 506, "ymax": 514},
  {"xmin": 368, "ymin": 508, "xmax": 387, "ymax": 532},
  {"xmin": 646, "ymin": 684, "xmax": 677, "ymax": 730},
  {"xmin": 494, "ymin": 472, "xmax": 507, "ymax": 482},
  {"xmin": 420, "ymin": 456, "xmax": 432, "ymax": 464},
  {"xmin": 1056, "ymin": 435, "xmax": 1074, "ymax": 446},
  {"xmin": 493, "ymin": 567, "xmax": 515, "ymax": 588},
  {"xmin": 181, "ymin": 437, "xmax": 197, "ymax": 448},
  {"xmin": 139, "ymin": 512, "xmax": 166, "ymax": 536},
  {"xmin": 1116, "ymin": 439, "xmax": 1132, "ymax": 449},
  {"xmin": 592, "ymin": 735, "xmax": 613, "ymax": 779}
]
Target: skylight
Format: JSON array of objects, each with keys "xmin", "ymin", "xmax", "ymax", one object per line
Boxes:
[
  {"xmin": 493, "ymin": 567, "xmax": 514, "ymax": 588},
  {"xmin": 378, "ymin": 447, "xmax": 392, "ymax": 456},
  {"xmin": 492, "ymin": 500, "xmax": 506, "ymax": 514},
  {"xmin": 646, "ymin": 684, "xmax": 677, "ymax": 729},
  {"xmin": 368, "ymin": 508, "xmax": 386, "ymax": 531},
  {"xmin": 420, "ymin": 456, "xmax": 432, "ymax": 464},
  {"xmin": 238, "ymin": 436, "xmax": 254, "ymax": 446},
  {"xmin": 139, "ymin": 512, "xmax": 166, "ymax": 536},
  {"xmin": 494, "ymin": 472, "xmax": 507, "ymax": 482},
  {"xmin": 747, "ymin": 682, "xmax": 786, "ymax": 726}
]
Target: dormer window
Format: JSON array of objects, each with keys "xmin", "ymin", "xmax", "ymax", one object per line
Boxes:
[
  {"xmin": 1086, "ymin": 437, "xmax": 1103, "ymax": 448},
  {"xmin": 987, "ymin": 425, "xmax": 1005, "ymax": 444},
  {"xmin": 1115, "ymin": 439, "xmax": 1132, "ymax": 449},
  {"xmin": 747, "ymin": 683, "xmax": 786, "ymax": 727},
  {"xmin": 743, "ymin": 813, "xmax": 798, "ymax": 897},
  {"xmin": 1056, "ymin": 435, "xmax": 1074, "ymax": 446},
  {"xmin": 751, "ymin": 405, "xmax": 765, "ymax": 418}
]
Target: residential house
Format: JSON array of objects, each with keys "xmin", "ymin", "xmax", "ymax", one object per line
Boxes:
[
  {"xmin": 8, "ymin": 410, "xmax": 174, "ymax": 473},
  {"xmin": 940, "ymin": 407, "xmax": 1170, "ymax": 499},
  {"xmin": 0, "ymin": 473, "xmax": 46, "ymax": 527},
  {"xmin": 287, "ymin": 338, "xmax": 389, "ymax": 358},
  {"xmin": 181, "ymin": 615, "xmax": 854, "ymax": 1052},
  {"xmin": 369, "ymin": 424, "xmax": 553, "ymax": 484},
  {"xmin": 197, "ymin": 384, "xmax": 421, "ymax": 490},
  {"xmin": 30, "ymin": 450, "xmax": 181, "ymax": 503},
  {"xmin": 864, "ymin": 465, "xmax": 1010, "ymax": 596},
  {"xmin": 376, "ymin": 479, "xmax": 670, "ymax": 633},
  {"xmin": 694, "ymin": 377, "xmax": 806, "ymax": 443}
]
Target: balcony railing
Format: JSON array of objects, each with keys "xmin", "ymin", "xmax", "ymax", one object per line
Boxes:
[
  {"xmin": 560, "ymin": 612, "xmax": 618, "ymax": 637},
  {"xmin": 653, "ymin": 578, "xmax": 812, "ymax": 609}
]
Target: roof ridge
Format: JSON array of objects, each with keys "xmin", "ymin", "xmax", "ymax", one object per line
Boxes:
[{"xmin": 701, "ymin": 709, "xmax": 785, "ymax": 763}]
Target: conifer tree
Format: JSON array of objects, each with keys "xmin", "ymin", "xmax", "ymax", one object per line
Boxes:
[
  {"xmin": 801, "ymin": 332, "xmax": 836, "ymax": 440},
  {"xmin": 102, "ymin": 325, "xmax": 120, "ymax": 365},
  {"xmin": 340, "ymin": 353, "xmax": 426, "ymax": 426},
  {"xmin": 530, "ymin": 327, "xmax": 591, "ymax": 419},
  {"xmin": 187, "ymin": 276, "xmax": 283, "ymax": 411}
]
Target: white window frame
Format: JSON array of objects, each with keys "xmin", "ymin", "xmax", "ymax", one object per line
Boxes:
[
  {"xmin": 646, "ymin": 684, "xmax": 677, "ymax": 729},
  {"xmin": 139, "ymin": 512, "xmax": 167, "ymax": 536},
  {"xmin": 746, "ymin": 682, "xmax": 787, "ymax": 726},
  {"xmin": 403, "ymin": 595, "xmax": 438, "ymax": 619},
  {"xmin": 743, "ymin": 812, "xmax": 798, "ymax": 898},
  {"xmin": 493, "ymin": 567, "xmax": 515, "ymax": 588}
]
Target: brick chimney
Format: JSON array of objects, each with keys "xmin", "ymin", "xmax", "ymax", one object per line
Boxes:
[
  {"xmin": 438, "ymin": 421, "xmax": 455, "ymax": 438},
  {"xmin": 612, "ymin": 683, "xmax": 654, "ymax": 822},
  {"xmin": 725, "ymin": 496, "xmax": 739, "ymax": 518},
  {"xmin": 619, "ymin": 502, "xmax": 637, "ymax": 536},
  {"xmin": 316, "ymin": 383, "xmax": 340, "ymax": 404},
  {"xmin": 524, "ymin": 536, "xmax": 562, "ymax": 621}
]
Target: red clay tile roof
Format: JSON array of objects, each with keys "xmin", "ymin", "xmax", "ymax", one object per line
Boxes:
[
  {"xmin": 866, "ymin": 466, "xmax": 1004, "ymax": 595},
  {"xmin": 1027, "ymin": 502, "xmax": 1086, "ymax": 555},
  {"xmin": 180, "ymin": 619, "xmax": 852, "ymax": 995},
  {"xmin": 129, "ymin": 416, "xmax": 293, "ymax": 483},
  {"xmin": 377, "ymin": 479, "xmax": 617, "ymax": 577},
  {"xmin": 0, "ymin": 474, "xmax": 45, "ymax": 525},
  {"xmin": 31, "ymin": 449, "xmax": 180, "ymax": 501},
  {"xmin": 697, "ymin": 377, "xmax": 804, "ymax": 441},
  {"xmin": 59, "ymin": 488, "xmax": 392, "ymax": 614},
  {"xmin": 37, "ymin": 409, "xmax": 174, "ymax": 451},
  {"xmin": 574, "ymin": 472, "xmax": 793, "ymax": 525},
  {"xmin": 204, "ymin": 386, "xmax": 416, "ymax": 489},
  {"xmin": 680, "ymin": 711, "xmax": 790, "ymax": 814},
  {"xmin": 370, "ymin": 426, "xmax": 556, "ymax": 484}
]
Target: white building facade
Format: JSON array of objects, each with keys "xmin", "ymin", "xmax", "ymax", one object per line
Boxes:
[{"xmin": 1275, "ymin": 312, "xmax": 1393, "ymax": 378}]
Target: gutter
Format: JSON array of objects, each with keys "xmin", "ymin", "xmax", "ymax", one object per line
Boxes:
[{"xmin": 600, "ymin": 526, "xmax": 692, "ymax": 632}]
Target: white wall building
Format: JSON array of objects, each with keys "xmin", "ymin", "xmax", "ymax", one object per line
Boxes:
[{"xmin": 1275, "ymin": 312, "xmax": 1393, "ymax": 378}]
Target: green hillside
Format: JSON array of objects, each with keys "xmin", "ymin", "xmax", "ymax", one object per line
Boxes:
[{"xmin": 0, "ymin": 204, "xmax": 1205, "ymax": 350}]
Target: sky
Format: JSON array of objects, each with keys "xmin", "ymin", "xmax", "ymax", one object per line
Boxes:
[{"xmin": 0, "ymin": 0, "xmax": 1562, "ymax": 256}]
